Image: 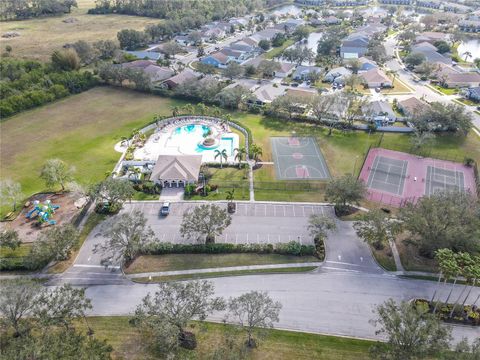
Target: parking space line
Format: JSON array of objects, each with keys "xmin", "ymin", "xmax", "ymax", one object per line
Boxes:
[
  {"xmin": 284, "ymin": 206, "xmax": 286, "ymax": 217},
  {"xmin": 246, "ymin": 233, "xmax": 249, "ymax": 244},
  {"xmin": 292, "ymin": 205, "xmax": 295, "ymax": 217},
  {"xmin": 264, "ymin": 204, "xmax": 267, "ymax": 216},
  {"xmin": 235, "ymin": 234, "xmax": 238, "ymax": 244}
]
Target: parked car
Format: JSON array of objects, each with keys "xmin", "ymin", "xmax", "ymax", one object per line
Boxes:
[
  {"xmin": 375, "ymin": 87, "xmax": 381, "ymax": 93},
  {"xmin": 291, "ymin": 83, "xmax": 299, "ymax": 87},
  {"xmin": 160, "ymin": 202, "xmax": 170, "ymax": 216}
]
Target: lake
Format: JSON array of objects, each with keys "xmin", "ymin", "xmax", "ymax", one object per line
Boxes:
[
  {"xmin": 271, "ymin": 4, "xmax": 302, "ymax": 17},
  {"xmin": 457, "ymin": 39, "xmax": 480, "ymax": 62}
]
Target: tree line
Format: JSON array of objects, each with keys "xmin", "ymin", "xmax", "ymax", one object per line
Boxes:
[{"xmin": 0, "ymin": 0, "xmax": 77, "ymax": 20}]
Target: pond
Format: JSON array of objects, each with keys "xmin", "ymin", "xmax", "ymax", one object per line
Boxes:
[
  {"xmin": 457, "ymin": 39, "xmax": 480, "ymax": 63},
  {"xmin": 271, "ymin": 4, "xmax": 302, "ymax": 17}
]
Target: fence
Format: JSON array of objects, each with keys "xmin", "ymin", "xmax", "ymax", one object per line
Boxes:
[{"xmin": 365, "ymin": 191, "xmax": 419, "ymax": 208}]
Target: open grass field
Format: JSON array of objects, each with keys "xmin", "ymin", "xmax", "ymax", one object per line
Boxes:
[
  {"xmin": 0, "ymin": 0, "xmax": 158, "ymax": 61},
  {"xmin": 79, "ymin": 317, "xmax": 374, "ymax": 360},
  {"xmin": 0, "ymin": 87, "xmax": 185, "ymax": 209},
  {"xmin": 125, "ymin": 253, "xmax": 318, "ymax": 274}
]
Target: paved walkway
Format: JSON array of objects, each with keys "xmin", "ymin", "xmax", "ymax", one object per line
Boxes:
[{"xmin": 127, "ymin": 262, "xmax": 322, "ymax": 279}]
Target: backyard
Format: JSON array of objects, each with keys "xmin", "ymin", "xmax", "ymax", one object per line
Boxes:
[{"xmin": 0, "ymin": 0, "xmax": 157, "ymax": 61}]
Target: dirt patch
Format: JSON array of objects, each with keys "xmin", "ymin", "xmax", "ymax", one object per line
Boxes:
[
  {"xmin": 395, "ymin": 233, "xmax": 437, "ymax": 272},
  {"xmin": 0, "ymin": 193, "xmax": 81, "ymax": 243}
]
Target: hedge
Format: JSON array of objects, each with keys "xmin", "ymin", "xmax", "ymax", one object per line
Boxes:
[{"xmin": 142, "ymin": 241, "xmax": 317, "ymax": 257}]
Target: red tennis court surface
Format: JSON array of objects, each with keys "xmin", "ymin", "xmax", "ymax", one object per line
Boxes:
[{"xmin": 359, "ymin": 148, "xmax": 477, "ymax": 207}]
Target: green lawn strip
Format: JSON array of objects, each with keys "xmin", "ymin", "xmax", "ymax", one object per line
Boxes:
[
  {"xmin": 132, "ymin": 191, "xmax": 159, "ymax": 201},
  {"xmin": 47, "ymin": 212, "xmax": 106, "ymax": 274},
  {"xmin": 79, "ymin": 316, "xmax": 374, "ymax": 360},
  {"xmin": 369, "ymin": 245, "xmax": 396, "ymax": 272},
  {"xmin": 433, "ymin": 85, "xmax": 458, "ymax": 96},
  {"xmin": 265, "ymin": 39, "xmax": 295, "ymax": 60},
  {"xmin": 455, "ymin": 98, "xmax": 479, "ymax": 107},
  {"xmin": 125, "ymin": 253, "xmax": 319, "ymax": 274},
  {"xmin": 132, "ymin": 266, "xmax": 318, "ymax": 283}
]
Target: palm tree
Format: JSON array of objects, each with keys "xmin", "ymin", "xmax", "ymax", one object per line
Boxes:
[
  {"xmin": 120, "ymin": 136, "xmax": 129, "ymax": 147},
  {"xmin": 182, "ymin": 103, "xmax": 195, "ymax": 115},
  {"xmin": 250, "ymin": 143, "xmax": 263, "ymax": 163},
  {"xmin": 171, "ymin": 106, "xmax": 180, "ymax": 117},
  {"xmin": 214, "ymin": 149, "xmax": 228, "ymax": 168},
  {"xmin": 463, "ymin": 51, "xmax": 472, "ymax": 62},
  {"xmin": 433, "ymin": 249, "xmax": 459, "ymax": 314},
  {"xmin": 234, "ymin": 147, "xmax": 246, "ymax": 168},
  {"xmin": 197, "ymin": 103, "xmax": 207, "ymax": 116},
  {"xmin": 387, "ymin": 70, "xmax": 398, "ymax": 87},
  {"xmin": 226, "ymin": 189, "xmax": 235, "ymax": 203}
]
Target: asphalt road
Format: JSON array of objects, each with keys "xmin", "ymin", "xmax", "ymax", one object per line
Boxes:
[{"xmin": 84, "ymin": 271, "xmax": 480, "ymax": 343}]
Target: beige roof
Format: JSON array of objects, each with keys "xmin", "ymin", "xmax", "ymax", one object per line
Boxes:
[
  {"xmin": 398, "ymin": 97, "xmax": 429, "ymax": 115},
  {"xmin": 360, "ymin": 68, "xmax": 391, "ymax": 84},
  {"xmin": 151, "ymin": 155, "xmax": 202, "ymax": 182}
]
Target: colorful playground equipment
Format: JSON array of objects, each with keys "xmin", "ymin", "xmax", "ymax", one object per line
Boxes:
[{"xmin": 25, "ymin": 199, "xmax": 59, "ymax": 225}]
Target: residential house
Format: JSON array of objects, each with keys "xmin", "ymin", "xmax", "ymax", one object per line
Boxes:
[
  {"xmin": 162, "ymin": 69, "xmax": 198, "ymax": 89},
  {"xmin": 120, "ymin": 60, "xmax": 174, "ymax": 83},
  {"xmin": 224, "ymin": 78, "xmax": 259, "ymax": 92},
  {"xmin": 220, "ymin": 47, "xmax": 253, "ymax": 62},
  {"xmin": 415, "ymin": 32, "xmax": 449, "ymax": 45},
  {"xmin": 340, "ymin": 34, "xmax": 369, "ymax": 59},
  {"xmin": 274, "ymin": 62, "xmax": 296, "ymax": 78},
  {"xmin": 464, "ymin": 86, "xmax": 480, "ymax": 102},
  {"xmin": 173, "ymin": 35, "xmax": 192, "ymax": 46},
  {"xmin": 295, "ymin": 0, "xmax": 326, "ymax": 5},
  {"xmin": 274, "ymin": 19, "xmax": 305, "ymax": 33},
  {"xmin": 150, "ymin": 155, "xmax": 203, "ymax": 188},
  {"xmin": 251, "ymin": 28, "xmax": 284, "ymax": 43},
  {"xmin": 360, "ymin": 68, "xmax": 393, "ymax": 88},
  {"xmin": 416, "ymin": 0, "xmax": 441, "ymax": 10},
  {"xmin": 323, "ymin": 16, "xmax": 341, "ymax": 25},
  {"xmin": 411, "ymin": 42, "xmax": 451, "ymax": 65},
  {"xmin": 397, "ymin": 97, "xmax": 429, "ymax": 117},
  {"xmin": 293, "ymin": 65, "xmax": 324, "ymax": 81},
  {"xmin": 362, "ymin": 100, "xmax": 396, "ymax": 123},
  {"xmin": 443, "ymin": 2, "xmax": 470, "ymax": 13},
  {"xmin": 323, "ymin": 66, "xmax": 352, "ymax": 84},
  {"xmin": 358, "ymin": 57, "xmax": 378, "ymax": 72},
  {"xmin": 229, "ymin": 17, "xmax": 249, "ymax": 28},
  {"xmin": 459, "ymin": 19, "xmax": 480, "ymax": 33},
  {"xmin": 441, "ymin": 72, "xmax": 480, "ymax": 88},
  {"xmin": 201, "ymin": 52, "xmax": 230, "ymax": 68},
  {"xmin": 201, "ymin": 27, "xmax": 226, "ymax": 42},
  {"xmin": 124, "ymin": 50, "xmax": 163, "ymax": 61},
  {"xmin": 230, "ymin": 37, "xmax": 261, "ymax": 54},
  {"xmin": 378, "ymin": 0, "xmax": 412, "ymax": 4},
  {"xmin": 250, "ymin": 83, "xmax": 286, "ymax": 105},
  {"xmin": 332, "ymin": 0, "xmax": 369, "ymax": 6}
]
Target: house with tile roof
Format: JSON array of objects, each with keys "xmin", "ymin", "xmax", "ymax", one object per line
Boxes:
[{"xmin": 150, "ymin": 155, "xmax": 203, "ymax": 187}]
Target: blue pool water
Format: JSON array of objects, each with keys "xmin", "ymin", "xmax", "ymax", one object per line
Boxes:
[{"xmin": 169, "ymin": 124, "xmax": 234, "ymax": 156}]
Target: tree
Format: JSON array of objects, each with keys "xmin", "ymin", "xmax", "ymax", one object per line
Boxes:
[
  {"xmin": 93, "ymin": 40, "xmax": 118, "ymax": 60},
  {"xmin": 282, "ymin": 45, "xmax": 314, "ymax": 65},
  {"xmin": 89, "ymin": 178, "xmax": 134, "ymax": 213},
  {"xmin": 310, "ymin": 94, "xmax": 336, "ymax": 126},
  {"xmin": 398, "ymin": 190, "xmax": 480, "ymax": 257},
  {"xmin": 117, "ymin": 29, "xmax": 147, "ymax": 50},
  {"xmin": 0, "ymin": 179, "xmax": 23, "ymax": 211},
  {"xmin": 34, "ymin": 285, "xmax": 92, "ymax": 330},
  {"xmin": 180, "ymin": 204, "xmax": 232, "ymax": 243},
  {"xmin": 39, "ymin": 159, "xmax": 75, "ymax": 192},
  {"xmin": 214, "ymin": 148, "xmax": 228, "ymax": 168},
  {"xmin": 442, "ymin": 338, "xmax": 480, "ymax": 360},
  {"xmin": 370, "ymin": 299, "xmax": 451, "ymax": 360},
  {"xmin": 411, "ymin": 102, "xmax": 472, "ymax": 135},
  {"xmin": 132, "ymin": 281, "xmax": 225, "ymax": 354},
  {"xmin": 96, "ymin": 210, "xmax": 154, "ymax": 266},
  {"xmin": 250, "ymin": 143, "xmax": 263, "ymax": 163},
  {"xmin": 188, "ymin": 31, "xmax": 203, "ymax": 45},
  {"xmin": 325, "ymin": 174, "xmax": 366, "ymax": 214},
  {"xmin": 29, "ymin": 224, "xmax": 80, "ymax": 269},
  {"xmin": 0, "ymin": 229, "xmax": 21, "ymax": 251},
  {"xmin": 223, "ymin": 61, "xmax": 244, "ymax": 80},
  {"xmin": 293, "ymin": 25, "xmax": 309, "ymax": 41},
  {"xmin": 234, "ymin": 147, "xmax": 247, "ymax": 167},
  {"xmin": 162, "ymin": 41, "xmax": 183, "ymax": 58},
  {"xmin": 0, "ymin": 279, "xmax": 42, "ymax": 336},
  {"xmin": 307, "ymin": 214, "xmax": 336, "ymax": 241},
  {"xmin": 410, "ymin": 129, "xmax": 434, "ymax": 150},
  {"xmin": 270, "ymin": 93, "xmax": 306, "ymax": 120},
  {"xmin": 433, "ymin": 40, "xmax": 450, "ymax": 54},
  {"xmin": 70, "ymin": 40, "xmax": 95, "ymax": 65},
  {"xmin": 272, "ymin": 33, "xmax": 286, "ymax": 47},
  {"xmin": 354, "ymin": 210, "xmax": 399, "ymax": 250},
  {"xmin": 347, "ymin": 58, "xmax": 361, "ymax": 74},
  {"xmin": 405, "ymin": 52, "xmax": 426, "ymax": 68},
  {"xmin": 258, "ymin": 39, "xmax": 271, "ymax": 51},
  {"xmin": 257, "ymin": 60, "xmax": 280, "ymax": 78},
  {"xmin": 214, "ymin": 86, "xmax": 249, "ymax": 110},
  {"xmin": 226, "ymin": 291, "xmax": 282, "ymax": 348},
  {"xmin": 51, "ymin": 48, "xmax": 80, "ymax": 71},
  {"xmin": 317, "ymin": 28, "xmax": 344, "ymax": 56},
  {"xmin": 196, "ymin": 62, "xmax": 217, "ymax": 75},
  {"xmin": 463, "ymin": 51, "xmax": 472, "ymax": 62}
]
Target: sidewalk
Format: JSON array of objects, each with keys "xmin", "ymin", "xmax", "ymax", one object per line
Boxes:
[{"xmin": 126, "ymin": 262, "xmax": 322, "ymax": 279}]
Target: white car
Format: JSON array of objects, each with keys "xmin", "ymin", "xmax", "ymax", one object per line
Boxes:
[{"xmin": 160, "ymin": 202, "xmax": 170, "ymax": 216}]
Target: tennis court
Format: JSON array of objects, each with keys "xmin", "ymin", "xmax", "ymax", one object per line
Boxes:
[
  {"xmin": 359, "ymin": 148, "xmax": 477, "ymax": 207},
  {"xmin": 425, "ymin": 166, "xmax": 465, "ymax": 196},
  {"xmin": 271, "ymin": 137, "xmax": 330, "ymax": 180}
]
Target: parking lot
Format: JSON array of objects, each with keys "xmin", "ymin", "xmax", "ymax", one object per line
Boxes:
[{"xmin": 124, "ymin": 202, "xmax": 333, "ymax": 245}]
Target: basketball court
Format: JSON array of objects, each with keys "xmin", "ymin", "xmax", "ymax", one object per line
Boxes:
[{"xmin": 270, "ymin": 137, "xmax": 330, "ymax": 180}]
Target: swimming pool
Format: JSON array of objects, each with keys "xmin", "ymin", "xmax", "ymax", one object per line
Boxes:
[{"xmin": 168, "ymin": 124, "xmax": 234, "ymax": 157}]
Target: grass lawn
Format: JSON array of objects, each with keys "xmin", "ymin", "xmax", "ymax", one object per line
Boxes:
[
  {"xmin": 395, "ymin": 235, "xmax": 438, "ymax": 273},
  {"xmin": 79, "ymin": 317, "xmax": 374, "ymax": 360},
  {"xmin": 131, "ymin": 191, "xmax": 160, "ymax": 201},
  {"xmin": 186, "ymin": 166, "xmax": 250, "ymax": 201},
  {"xmin": 369, "ymin": 244, "xmax": 397, "ymax": 272},
  {"xmin": 381, "ymin": 78, "xmax": 413, "ymax": 94},
  {"xmin": 0, "ymin": 0, "xmax": 158, "ymax": 62},
  {"xmin": 265, "ymin": 39, "xmax": 295, "ymax": 60},
  {"xmin": 455, "ymin": 97, "xmax": 479, "ymax": 107},
  {"xmin": 433, "ymin": 85, "xmax": 458, "ymax": 96},
  {"xmin": 0, "ymin": 86, "xmax": 185, "ymax": 216},
  {"xmin": 124, "ymin": 253, "xmax": 319, "ymax": 274},
  {"xmin": 133, "ymin": 266, "xmax": 318, "ymax": 283}
]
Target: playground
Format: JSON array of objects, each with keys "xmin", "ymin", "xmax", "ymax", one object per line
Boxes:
[
  {"xmin": 0, "ymin": 193, "xmax": 80, "ymax": 243},
  {"xmin": 270, "ymin": 137, "xmax": 331, "ymax": 180},
  {"xmin": 359, "ymin": 148, "xmax": 477, "ymax": 207}
]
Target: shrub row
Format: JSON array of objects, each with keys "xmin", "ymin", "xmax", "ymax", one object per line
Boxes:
[{"xmin": 142, "ymin": 241, "xmax": 316, "ymax": 257}]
